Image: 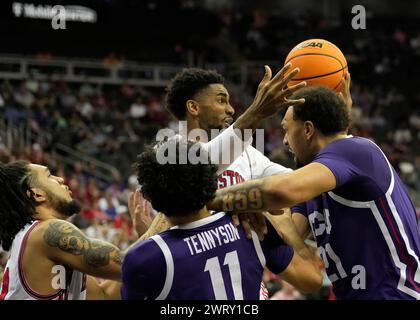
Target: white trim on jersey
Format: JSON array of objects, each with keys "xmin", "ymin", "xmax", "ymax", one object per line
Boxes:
[
  {"xmin": 327, "ymin": 192, "xmax": 370, "ymax": 208},
  {"xmin": 363, "ymin": 137, "xmax": 420, "ymax": 285},
  {"xmin": 250, "ymin": 230, "xmax": 266, "ymax": 268},
  {"xmin": 151, "ymin": 235, "xmax": 174, "ymax": 300},
  {"xmin": 327, "ymin": 137, "xmax": 420, "ymax": 299},
  {"xmin": 170, "ymin": 212, "xmax": 226, "ymax": 230}
]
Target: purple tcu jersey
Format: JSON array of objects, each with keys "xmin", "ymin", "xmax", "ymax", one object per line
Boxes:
[
  {"xmin": 293, "ymin": 136, "xmax": 420, "ymax": 300},
  {"xmin": 121, "ymin": 212, "xmax": 293, "ymax": 300}
]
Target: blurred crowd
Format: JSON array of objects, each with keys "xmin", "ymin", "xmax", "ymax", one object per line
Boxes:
[{"xmin": 1, "ymin": 9, "xmax": 420, "ymax": 300}]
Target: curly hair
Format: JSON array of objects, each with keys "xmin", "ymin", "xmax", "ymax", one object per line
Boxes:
[
  {"xmin": 135, "ymin": 139, "xmax": 218, "ymax": 217},
  {"xmin": 165, "ymin": 68, "xmax": 225, "ymax": 120},
  {"xmin": 0, "ymin": 161, "xmax": 37, "ymax": 251},
  {"xmin": 290, "ymin": 86, "xmax": 350, "ymax": 135}
]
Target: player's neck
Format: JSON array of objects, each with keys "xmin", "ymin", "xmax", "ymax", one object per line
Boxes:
[
  {"xmin": 34, "ymin": 206, "xmax": 68, "ymax": 221},
  {"xmin": 167, "ymin": 206, "xmax": 212, "ymax": 226},
  {"xmin": 317, "ymin": 132, "xmax": 349, "ymax": 152},
  {"xmin": 184, "ymin": 116, "xmax": 210, "ymax": 142}
]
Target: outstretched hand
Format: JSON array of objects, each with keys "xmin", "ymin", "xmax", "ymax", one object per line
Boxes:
[
  {"xmin": 128, "ymin": 189, "xmax": 154, "ymax": 237},
  {"xmin": 249, "ymin": 64, "xmax": 306, "ymax": 120}
]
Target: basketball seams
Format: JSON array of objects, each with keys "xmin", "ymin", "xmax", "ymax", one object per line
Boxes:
[
  {"xmin": 285, "ymin": 52, "xmax": 345, "ymax": 68},
  {"xmin": 292, "ymin": 65, "xmax": 347, "ymax": 81}
]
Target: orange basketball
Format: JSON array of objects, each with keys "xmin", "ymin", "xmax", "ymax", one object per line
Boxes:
[{"xmin": 284, "ymin": 39, "xmax": 347, "ymax": 92}]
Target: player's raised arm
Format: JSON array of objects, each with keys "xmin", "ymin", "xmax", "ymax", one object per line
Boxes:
[
  {"xmin": 233, "ymin": 64, "xmax": 306, "ymax": 133},
  {"xmin": 200, "ymin": 64, "xmax": 305, "ymax": 174}
]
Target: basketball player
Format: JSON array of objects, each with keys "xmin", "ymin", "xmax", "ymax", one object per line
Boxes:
[
  {"xmin": 121, "ymin": 140, "xmax": 322, "ymax": 300},
  {"xmin": 0, "ymin": 161, "xmax": 169, "ymax": 300},
  {"xmin": 208, "ymin": 86, "xmax": 420, "ymax": 300},
  {"xmin": 162, "ymin": 66, "xmax": 306, "ymax": 238},
  {"xmin": 162, "ymin": 66, "xmax": 308, "ymax": 298},
  {"xmin": 163, "ymin": 67, "xmax": 350, "ymax": 236}
]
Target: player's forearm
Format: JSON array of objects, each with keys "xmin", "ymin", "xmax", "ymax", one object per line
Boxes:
[
  {"xmin": 282, "ymin": 225, "xmax": 323, "ymax": 273},
  {"xmin": 207, "ymin": 177, "xmax": 294, "ymax": 213},
  {"xmin": 234, "ymin": 107, "xmax": 264, "ymax": 134}
]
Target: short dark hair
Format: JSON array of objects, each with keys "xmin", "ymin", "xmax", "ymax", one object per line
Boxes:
[
  {"xmin": 135, "ymin": 139, "xmax": 218, "ymax": 217},
  {"xmin": 290, "ymin": 86, "xmax": 350, "ymax": 135},
  {"xmin": 165, "ymin": 68, "xmax": 225, "ymax": 120},
  {"xmin": 0, "ymin": 161, "xmax": 37, "ymax": 251}
]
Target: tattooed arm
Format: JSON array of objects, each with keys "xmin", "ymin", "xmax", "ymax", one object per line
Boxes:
[
  {"xmin": 42, "ymin": 219, "xmax": 124, "ymax": 281},
  {"xmin": 41, "ymin": 212, "xmax": 170, "ymax": 282},
  {"xmin": 208, "ymin": 163, "xmax": 336, "ymax": 213}
]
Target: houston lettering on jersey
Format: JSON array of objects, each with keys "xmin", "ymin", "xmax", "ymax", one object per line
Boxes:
[{"xmin": 218, "ymin": 170, "xmax": 245, "ymax": 189}]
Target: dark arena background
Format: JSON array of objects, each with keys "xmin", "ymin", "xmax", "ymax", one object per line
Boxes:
[{"xmin": 0, "ymin": 0, "xmax": 419, "ymax": 308}]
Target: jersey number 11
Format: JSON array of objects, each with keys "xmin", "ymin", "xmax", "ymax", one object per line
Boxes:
[{"xmin": 204, "ymin": 250, "xmax": 243, "ymax": 300}]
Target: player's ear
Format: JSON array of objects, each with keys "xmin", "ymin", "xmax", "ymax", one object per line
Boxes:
[
  {"xmin": 27, "ymin": 188, "xmax": 47, "ymax": 204},
  {"xmin": 303, "ymin": 121, "xmax": 315, "ymax": 140},
  {"xmin": 186, "ymin": 99, "xmax": 200, "ymax": 117}
]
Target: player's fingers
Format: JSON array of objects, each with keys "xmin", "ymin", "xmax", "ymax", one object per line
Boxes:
[
  {"xmin": 346, "ymin": 72, "xmax": 351, "ymax": 93},
  {"xmin": 140, "ymin": 196, "xmax": 148, "ymax": 215},
  {"xmin": 241, "ymin": 218, "xmax": 252, "ymax": 240},
  {"xmin": 276, "ymin": 67, "xmax": 300, "ymax": 89},
  {"xmin": 247, "ymin": 214, "xmax": 261, "ymax": 240},
  {"xmin": 270, "ymin": 63, "xmax": 292, "ymax": 84},
  {"xmin": 341, "ymin": 77, "xmax": 346, "ymax": 94},
  {"xmin": 283, "ymin": 98, "xmax": 305, "ymax": 107},
  {"xmin": 135, "ymin": 204, "xmax": 142, "ymax": 216},
  {"xmin": 255, "ymin": 213, "xmax": 268, "ymax": 235},
  {"xmin": 258, "ymin": 65, "xmax": 272, "ymax": 88},
  {"xmin": 280, "ymin": 81, "xmax": 306, "ymax": 98},
  {"xmin": 346, "ymin": 72, "xmax": 351, "ymax": 97},
  {"xmin": 128, "ymin": 191, "xmax": 135, "ymax": 213},
  {"xmin": 133, "ymin": 188, "xmax": 142, "ymax": 207},
  {"xmin": 231, "ymin": 213, "xmax": 240, "ymax": 227},
  {"xmin": 249, "ymin": 213, "xmax": 267, "ymax": 241}
]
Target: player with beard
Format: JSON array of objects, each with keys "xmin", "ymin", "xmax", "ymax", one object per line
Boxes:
[
  {"xmin": 208, "ymin": 86, "xmax": 420, "ymax": 299},
  {"xmin": 0, "ymin": 161, "xmax": 169, "ymax": 300}
]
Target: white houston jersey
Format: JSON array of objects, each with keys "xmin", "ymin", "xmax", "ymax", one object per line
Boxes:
[
  {"xmin": 218, "ymin": 145, "xmax": 292, "ymax": 188},
  {"xmin": 0, "ymin": 220, "xmax": 87, "ymax": 300}
]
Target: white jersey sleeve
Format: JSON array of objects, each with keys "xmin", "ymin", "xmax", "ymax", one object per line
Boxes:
[
  {"xmin": 169, "ymin": 124, "xmax": 253, "ymax": 176},
  {"xmin": 201, "ymin": 124, "xmax": 253, "ymax": 175},
  {"xmin": 246, "ymin": 146, "xmax": 292, "ymax": 178}
]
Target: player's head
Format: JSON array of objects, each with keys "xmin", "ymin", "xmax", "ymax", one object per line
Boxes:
[
  {"xmin": 282, "ymin": 86, "xmax": 350, "ymax": 167},
  {"xmin": 165, "ymin": 68, "xmax": 234, "ymax": 132},
  {"xmin": 0, "ymin": 161, "xmax": 81, "ymax": 250},
  {"xmin": 135, "ymin": 139, "xmax": 218, "ymax": 217}
]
